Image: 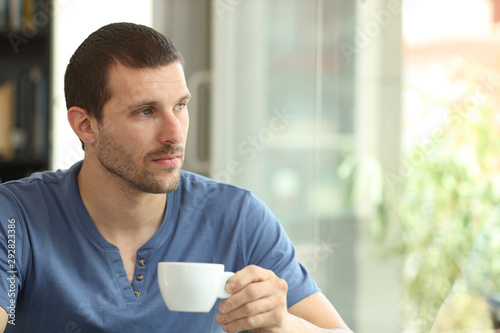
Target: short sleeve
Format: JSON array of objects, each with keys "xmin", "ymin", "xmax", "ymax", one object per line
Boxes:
[
  {"xmin": 238, "ymin": 192, "xmax": 320, "ymax": 307},
  {"xmin": 0, "ymin": 189, "xmax": 26, "ymax": 318}
]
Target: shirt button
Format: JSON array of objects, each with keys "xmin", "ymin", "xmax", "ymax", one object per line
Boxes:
[
  {"xmin": 136, "ymin": 274, "xmax": 144, "ymax": 281},
  {"xmin": 134, "ymin": 290, "xmax": 141, "ymax": 297},
  {"xmin": 138, "ymin": 259, "xmax": 146, "ymax": 266}
]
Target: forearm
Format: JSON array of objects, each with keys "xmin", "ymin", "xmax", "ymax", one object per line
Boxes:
[{"xmin": 281, "ymin": 313, "xmax": 353, "ymax": 333}]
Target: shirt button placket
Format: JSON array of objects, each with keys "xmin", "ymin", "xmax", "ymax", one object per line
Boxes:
[{"xmin": 134, "ymin": 257, "xmax": 147, "ymax": 298}]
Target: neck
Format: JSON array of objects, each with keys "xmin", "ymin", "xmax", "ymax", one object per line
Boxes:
[{"xmin": 77, "ymin": 159, "xmax": 167, "ymax": 247}]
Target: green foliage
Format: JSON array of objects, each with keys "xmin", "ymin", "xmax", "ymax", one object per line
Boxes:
[{"xmin": 375, "ymin": 61, "xmax": 500, "ymax": 331}]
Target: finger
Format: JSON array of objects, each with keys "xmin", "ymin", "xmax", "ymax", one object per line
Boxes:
[
  {"xmin": 220, "ymin": 277, "xmax": 287, "ymax": 315},
  {"xmin": 219, "ymin": 305, "xmax": 287, "ymax": 333},
  {"xmin": 216, "ymin": 287, "xmax": 283, "ymax": 323},
  {"xmin": 225, "ymin": 265, "xmax": 276, "ymax": 294}
]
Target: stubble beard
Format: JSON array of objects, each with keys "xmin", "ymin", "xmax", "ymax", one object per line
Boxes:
[{"xmin": 96, "ymin": 129, "xmax": 184, "ymax": 194}]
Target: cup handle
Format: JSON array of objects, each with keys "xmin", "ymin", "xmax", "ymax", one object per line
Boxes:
[{"xmin": 218, "ymin": 271, "xmax": 235, "ymax": 299}]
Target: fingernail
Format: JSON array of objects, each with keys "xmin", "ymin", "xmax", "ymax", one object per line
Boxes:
[
  {"xmin": 226, "ymin": 281, "xmax": 236, "ymax": 292},
  {"xmin": 216, "ymin": 313, "xmax": 225, "ymax": 323}
]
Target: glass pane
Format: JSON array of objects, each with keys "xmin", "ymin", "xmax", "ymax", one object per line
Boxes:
[{"xmin": 211, "ymin": 0, "xmax": 357, "ymax": 328}]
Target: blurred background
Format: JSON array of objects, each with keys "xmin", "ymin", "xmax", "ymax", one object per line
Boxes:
[{"xmin": 2, "ymin": 0, "xmax": 500, "ymax": 331}]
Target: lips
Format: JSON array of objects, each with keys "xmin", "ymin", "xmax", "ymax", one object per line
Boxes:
[
  {"xmin": 152, "ymin": 155, "xmax": 181, "ymax": 167},
  {"xmin": 148, "ymin": 145, "xmax": 184, "ymax": 168}
]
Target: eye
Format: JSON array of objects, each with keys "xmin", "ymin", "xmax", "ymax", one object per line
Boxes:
[
  {"xmin": 173, "ymin": 102, "xmax": 187, "ymax": 111},
  {"xmin": 137, "ymin": 108, "xmax": 152, "ymax": 116}
]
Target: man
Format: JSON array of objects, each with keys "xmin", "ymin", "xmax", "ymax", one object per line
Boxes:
[{"xmin": 0, "ymin": 23, "xmax": 351, "ymax": 332}]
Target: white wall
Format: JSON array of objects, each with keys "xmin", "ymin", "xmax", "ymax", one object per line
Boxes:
[{"xmin": 50, "ymin": 0, "xmax": 153, "ymax": 170}]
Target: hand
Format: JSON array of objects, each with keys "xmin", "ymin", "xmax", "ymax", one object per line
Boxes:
[{"xmin": 215, "ymin": 265, "xmax": 290, "ymax": 333}]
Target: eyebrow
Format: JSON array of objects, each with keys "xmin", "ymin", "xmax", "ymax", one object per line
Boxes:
[{"xmin": 127, "ymin": 93, "xmax": 192, "ymax": 110}]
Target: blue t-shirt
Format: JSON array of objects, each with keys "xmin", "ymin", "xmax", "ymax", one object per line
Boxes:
[{"xmin": 0, "ymin": 161, "xmax": 319, "ymax": 332}]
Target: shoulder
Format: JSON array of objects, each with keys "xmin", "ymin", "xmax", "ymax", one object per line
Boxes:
[
  {"xmin": 179, "ymin": 170, "xmax": 254, "ymax": 202},
  {"xmin": 176, "ymin": 170, "xmax": 273, "ymax": 224},
  {"xmin": 180, "ymin": 170, "xmax": 243, "ymax": 190},
  {"xmin": 0, "ymin": 161, "xmax": 81, "ymax": 203}
]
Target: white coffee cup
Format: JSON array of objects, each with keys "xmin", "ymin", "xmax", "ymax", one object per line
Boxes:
[{"xmin": 157, "ymin": 262, "xmax": 235, "ymax": 312}]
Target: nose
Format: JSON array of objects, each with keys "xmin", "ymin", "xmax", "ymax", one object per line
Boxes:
[{"xmin": 159, "ymin": 109, "xmax": 185, "ymax": 145}]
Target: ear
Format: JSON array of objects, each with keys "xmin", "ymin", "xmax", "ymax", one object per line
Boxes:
[{"xmin": 67, "ymin": 106, "xmax": 98, "ymax": 145}]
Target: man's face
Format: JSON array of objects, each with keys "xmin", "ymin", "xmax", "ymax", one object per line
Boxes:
[{"xmin": 93, "ymin": 62, "xmax": 190, "ymax": 194}]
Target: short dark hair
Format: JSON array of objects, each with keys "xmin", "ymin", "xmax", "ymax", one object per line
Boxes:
[{"xmin": 64, "ymin": 22, "xmax": 184, "ymax": 124}]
